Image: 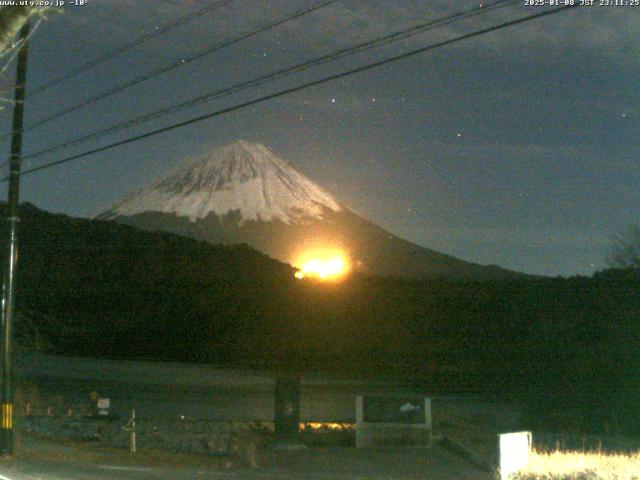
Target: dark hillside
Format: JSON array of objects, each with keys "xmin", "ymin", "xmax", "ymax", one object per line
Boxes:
[{"xmin": 1, "ymin": 203, "xmax": 639, "ymax": 434}]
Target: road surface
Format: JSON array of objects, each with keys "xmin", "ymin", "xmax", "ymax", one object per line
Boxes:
[{"xmin": 0, "ymin": 435, "xmax": 493, "ymax": 479}]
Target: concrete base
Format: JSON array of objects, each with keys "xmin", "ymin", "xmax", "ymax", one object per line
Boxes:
[{"xmin": 356, "ymin": 425, "xmax": 432, "ymax": 448}]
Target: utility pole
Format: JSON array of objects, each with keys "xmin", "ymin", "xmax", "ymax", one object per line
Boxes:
[
  {"xmin": 0, "ymin": 19, "xmax": 30, "ymax": 456},
  {"xmin": 274, "ymin": 373, "xmax": 302, "ymax": 449}
]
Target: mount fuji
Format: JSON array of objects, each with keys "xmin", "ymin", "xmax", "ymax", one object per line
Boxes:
[{"xmin": 98, "ymin": 140, "xmax": 518, "ymax": 280}]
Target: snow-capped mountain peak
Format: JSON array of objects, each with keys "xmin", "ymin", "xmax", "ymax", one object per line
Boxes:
[{"xmin": 102, "ymin": 140, "xmax": 342, "ymax": 224}]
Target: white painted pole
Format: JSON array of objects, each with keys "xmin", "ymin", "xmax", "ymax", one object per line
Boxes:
[{"xmin": 130, "ymin": 409, "xmax": 136, "ymax": 454}]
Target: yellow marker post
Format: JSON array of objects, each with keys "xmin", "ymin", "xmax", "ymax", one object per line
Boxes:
[{"xmin": 1, "ymin": 403, "xmax": 12, "ymax": 429}]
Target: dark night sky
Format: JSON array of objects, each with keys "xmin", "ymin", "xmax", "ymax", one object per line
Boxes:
[{"xmin": 0, "ymin": 0, "xmax": 637, "ymax": 276}]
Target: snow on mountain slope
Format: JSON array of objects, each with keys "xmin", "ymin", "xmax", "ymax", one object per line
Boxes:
[
  {"xmin": 104, "ymin": 140, "xmax": 341, "ymax": 224},
  {"xmin": 99, "ymin": 140, "xmax": 524, "ymax": 280}
]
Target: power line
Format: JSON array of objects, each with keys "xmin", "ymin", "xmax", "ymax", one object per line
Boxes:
[
  {"xmin": 18, "ymin": 0, "xmax": 338, "ymax": 134},
  {"xmin": 28, "ymin": 0, "xmax": 233, "ymax": 97},
  {"xmin": 18, "ymin": 0, "xmax": 518, "ymax": 164},
  {"xmin": 2, "ymin": 4, "xmax": 577, "ymax": 183}
]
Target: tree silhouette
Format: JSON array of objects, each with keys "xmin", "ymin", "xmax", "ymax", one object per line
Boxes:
[{"xmin": 607, "ymin": 225, "xmax": 640, "ymax": 269}]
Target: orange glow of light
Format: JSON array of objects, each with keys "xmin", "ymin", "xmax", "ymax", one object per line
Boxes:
[
  {"xmin": 299, "ymin": 422, "xmax": 355, "ymax": 431},
  {"xmin": 293, "ymin": 251, "xmax": 350, "ymax": 281}
]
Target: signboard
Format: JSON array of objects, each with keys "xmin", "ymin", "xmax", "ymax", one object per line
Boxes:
[
  {"xmin": 363, "ymin": 396, "xmax": 425, "ymax": 424},
  {"xmin": 356, "ymin": 395, "xmax": 432, "ymax": 448},
  {"xmin": 499, "ymin": 431, "xmax": 532, "ymax": 480}
]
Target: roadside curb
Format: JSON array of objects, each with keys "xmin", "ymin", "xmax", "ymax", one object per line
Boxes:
[{"xmin": 438, "ymin": 436, "xmax": 495, "ymax": 473}]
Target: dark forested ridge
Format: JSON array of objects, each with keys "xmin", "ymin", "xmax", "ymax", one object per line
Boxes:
[{"xmin": 3, "ymin": 203, "xmax": 640, "ymax": 434}]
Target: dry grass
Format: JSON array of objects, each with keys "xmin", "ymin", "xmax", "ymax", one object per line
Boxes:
[
  {"xmin": 511, "ymin": 450, "xmax": 640, "ymax": 480},
  {"xmin": 436, "ymin": 412, "xmax": 498, "ymax": 461},
  {"xmin": 3, "ymin": 433, "xmax": 241, "ymax": 470}
]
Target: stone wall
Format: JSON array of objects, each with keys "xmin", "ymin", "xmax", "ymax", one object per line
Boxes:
[{"xmin": 17, "ymin": 415, "xmax": 273, "ymax": 457}]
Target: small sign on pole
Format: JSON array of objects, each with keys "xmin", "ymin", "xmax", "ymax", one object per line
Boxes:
[{"xmin": 97, "ymin": 398, "xmax": 110, "ymax": 416}]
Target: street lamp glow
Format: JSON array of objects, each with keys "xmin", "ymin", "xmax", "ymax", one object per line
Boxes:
[{"xmin": 294, "ymin": 251, "xmax": 350, "ymax": 280}]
